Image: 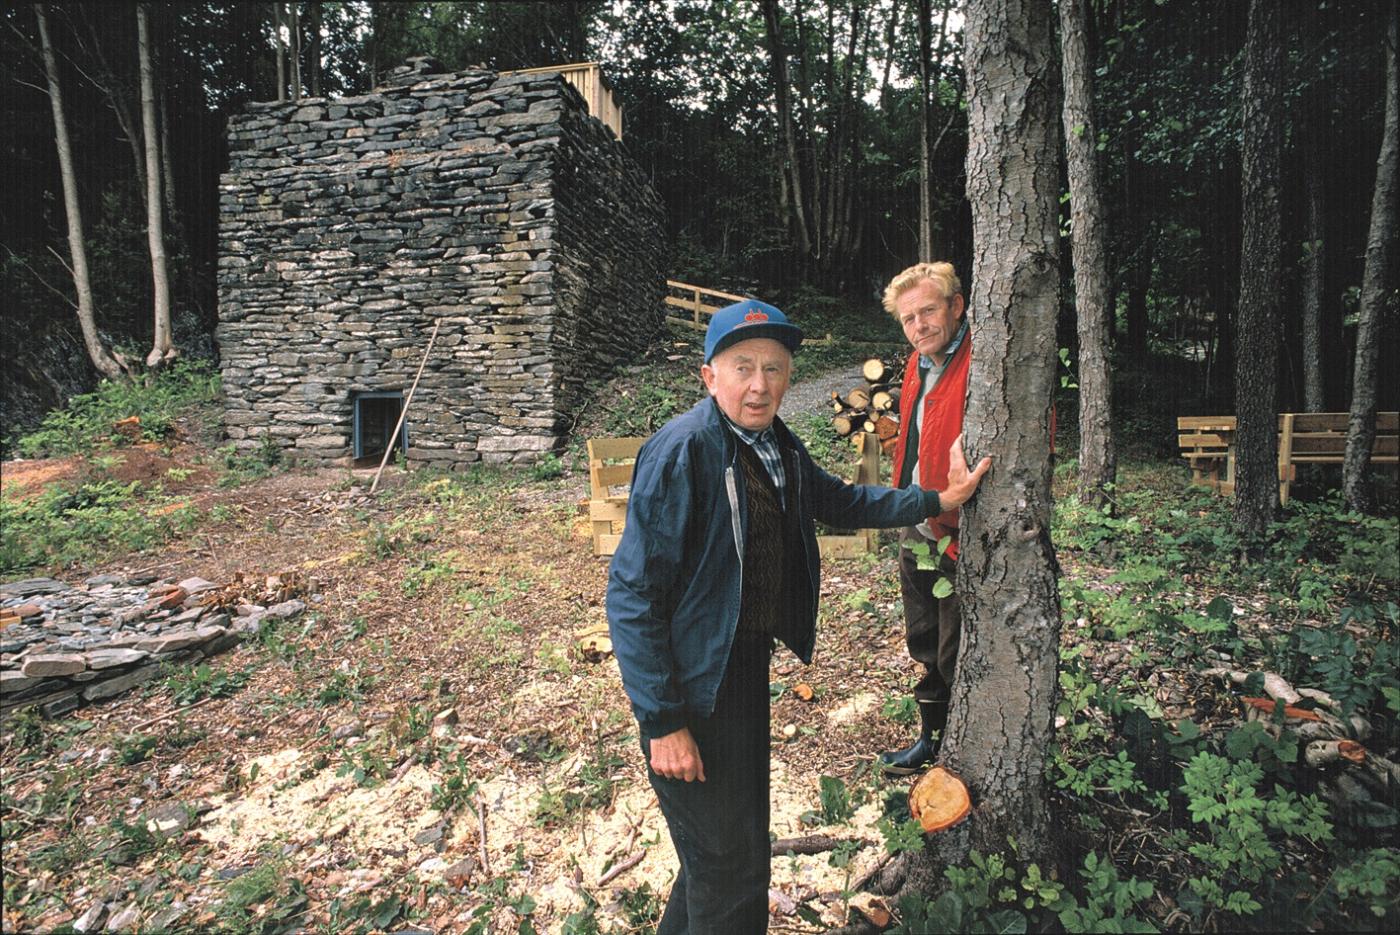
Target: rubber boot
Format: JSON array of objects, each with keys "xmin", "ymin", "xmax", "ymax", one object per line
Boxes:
[{"xmin": 878, "ymin": 700, "xmax": 943, "ymax": 776}]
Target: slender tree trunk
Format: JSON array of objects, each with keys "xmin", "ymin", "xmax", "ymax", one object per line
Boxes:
[
  {"xmin": 760, "ymin": 0, "xmax": 813, "ymax": 259},
  {"xmin": 1060, "ymin": 0, "xmax": 1117, "ymax": 509},
  {"xmin": 274, "ymin": 2, "xmax": 286, "ymax": 102},
  {"xmin": 309, "ymin": 0, "xmax": 322, "ymax": 98},
  {"xmin": 1344, "ymin": 0, "xmax": 1398, "ymax": 514},
  {"xmin": 35, "ymin": 4, "xmax": 126, "ymax": 380},
  {"xmin": 917, "ymin": 0, "xmax": 933, "ymax": 261},
  {"xmin": 1234, "ymin": 0, "xmax": 1284, "ymax": 541},
  {"xmin": 1301, "ymin": 94, "xmax": 1327, "ymax": 414},
  {"xmin": 290, "ymin": 1, "xmax": 302, "ymax": 102},
  {"xmin": 880, "ymin": 0, "xmax": 1063, "ymax": 906},
  {"xmin": 1301, "ymin": 5, "xmax": 1330, "ymax": 418},
  {"xmin": 137, "ymin": 3, "xmax": 173, "ymax": 367}
]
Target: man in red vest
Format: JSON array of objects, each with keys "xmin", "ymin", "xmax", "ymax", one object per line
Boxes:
[{"xmin": 879, "ymin": 261, "xmax": 974, "ymax": 775}]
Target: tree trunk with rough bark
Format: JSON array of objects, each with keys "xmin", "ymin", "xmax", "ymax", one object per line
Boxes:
[
  {"xmin": 917, "ymin": 0, "xmax": 933, "ymax": 261},
  {"xmin": 35, "ymin": 3, "xmax": 126, "ymax": 380},
  {"xmin": 864, "ymin": 1, "xmax": 1063, "ymax": 914},
  {"xmin": 1301, "ymin": 80, "xmax": 1327, "ymax": 414},
  {"xmin": 1233, "ymin": 0, "xmax": 1284, "ymax": 542},
  {"xmin": 137, "ymin": 3, "xmax": 174, "ymax": 368},
  {"xmin": 1060, "ymin": 0, "xmax": 1116, "ymax": 510},
  {"xmin": 1344, "ymin": 0, "xmax": 1398, "ymax": 514}
]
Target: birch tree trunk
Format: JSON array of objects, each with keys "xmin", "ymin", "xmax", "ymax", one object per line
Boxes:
[
  {"xmin": 35, "ymin": 3, "xmax": 126, "ymax": 380},
  {"xmin": 1233, "ymin": 0, "xmax": 1284, "ymax": 541},
  {"xmin": 274, "ymin": 2, "xmax": 286, "ymax": 102},
  {"xmin": 137, "ymin": 3, "xmax": 174, "ymax": 367},
  {"xmin": 1343, "ymin": 0, "xmax": 1398, "ymax": 514},
  {"xmin": 1060, "ymin": 0, "xmax": 1117, "ymax": 509}
]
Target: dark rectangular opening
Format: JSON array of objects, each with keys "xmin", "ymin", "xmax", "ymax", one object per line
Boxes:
[{"xmin": 352, "ymin": 392, "xmax": 407, "ymax": 461}]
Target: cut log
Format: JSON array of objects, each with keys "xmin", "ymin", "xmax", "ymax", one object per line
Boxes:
[
  {"xmin": 863, "ymin": 418, "xmax": 877, "ymax": 434},
  {"xmin": 845, "ymin": 387, "xmax": 871, "ymax": 410},
  {"xmin": 874, "ymin": 415, "xmax": 899, "ymax": 441},
  {"xmin": 872, "ymin": 388, "xmax": 900, "ymax": 412},
  {"xmin": 832, "ymin": 415, "xmax": 856, "ymax": 437},
  {"xmin": 862, "ymin": 358, "xmax": 889, "ymax": 384},
  {"xmin": 1305, "ymin": 739, "xmax": 1367, "ymax": 768},
  {"xmin": 908, "ymin": 766, "xmax": 971, "ymax": 834},
  {"xmin": 831, "ymin": 391, "xmax": 846, "ymax": 413}
]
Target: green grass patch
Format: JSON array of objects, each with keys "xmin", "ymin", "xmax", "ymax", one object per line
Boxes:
[{"xmin": 12, "ymin": 360, "xmax": 220, "ymax": 458}]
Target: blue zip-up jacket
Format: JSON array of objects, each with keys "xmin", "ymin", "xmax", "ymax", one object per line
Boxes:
[{"xmin": 606, "ymin": 397, "xmax": 940, "ymax": 740}]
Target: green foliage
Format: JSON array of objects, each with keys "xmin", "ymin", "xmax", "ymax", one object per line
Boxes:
[
  {"xmin": 15, "ymin": 361, "xmax": 220, "ymax": 458},
  {"xmin": 1177, "ymin": 750, "xmax": 1332, "ymax": 920},
  {"xmin": 1330, "ymin": 849, "xmax": 1400, "ymax": 922},
  {"xmin": 528, "ymin": 453, "xmax": 564, "ymax": 481},
  {"xmin": 0, "ymin": 478, "xmax": 199, "ymax": 575},
  {"xmin": 430, "ymin": 751, "xmax": 479, "ymax": 814},
  {"xmin": 116, "ymin": 732, "xmax": 158, "ymax": 766},
  {"xmin": 324, "ymin": 893, "xmax": 407, "ymax": 934},
  {"xmin": 165, "ymin": 663, "xmax": 251, "ymax": 705},
  {"xmin": 215, "ymin": 856, "xmax": 308, "ymax": 932},
  {"xmin": 819, "ymin": 774, "xmax": 854, "ymax": 825},
  {"xmin": 880, "ymin": 694, "xmax": 918, "ymax": 726}
]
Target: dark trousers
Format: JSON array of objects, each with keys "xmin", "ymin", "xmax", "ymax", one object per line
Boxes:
[
  {"xmin": 898, "ymin": 526, "xmax": 961, "ymax": 732},
  {"xmin": 647, "ymin": 635, "xmax": 772, "ymax": 934}
]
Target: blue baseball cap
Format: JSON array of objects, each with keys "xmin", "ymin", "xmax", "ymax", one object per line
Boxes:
[{"xmin": 703, "ymin": 299, "xmax": 804, "ymax": 363}]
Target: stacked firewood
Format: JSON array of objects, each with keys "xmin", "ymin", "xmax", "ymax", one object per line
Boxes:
[{"xmin": 830, "ymin": 358, "xmax": 904, "ymax": 453}]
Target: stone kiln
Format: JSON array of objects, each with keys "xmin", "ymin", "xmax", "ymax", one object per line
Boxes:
[{"xmin": 216, "ymin": 58, "xmax": 667, "ymax": 468}]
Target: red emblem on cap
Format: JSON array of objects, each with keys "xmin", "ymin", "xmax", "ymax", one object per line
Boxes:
[{"xmin": 744, "ymin": 310, "xmax": 769, "ymax": 323}]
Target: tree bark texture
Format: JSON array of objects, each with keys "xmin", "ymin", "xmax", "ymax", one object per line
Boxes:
[
  {"xmin": 1301, "ymin": 83, "xmax": 1327, "ymax": 414},
  {"xmin": 1233, "ymin": 0, "xmax": 1284, "ymax": 541},
  {"xmin": 896, "ymin": 0, "xmax": 1063, "ymax": 897},
  {"xmin": 35, "ymin": 3, "xmax": 125, "ymax": 380},
  {"xmin": 917, "ymin": 0, "xmax": 933, "ymax": 262},
  {"xmin": 137, "ymin": 3, "xmax": 173, "ymax": 366},
  {"xmin": 1344, "ymin": 0, "xmax": 1398, "ymax": 514},
  {"xmin": 1059, "ymin": 0, "xmax": 1117, "ymax": 509}
]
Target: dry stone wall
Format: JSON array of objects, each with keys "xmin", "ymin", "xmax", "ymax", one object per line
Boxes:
[{"xmin": 217, "ymin": 59, "xmax": 667, "ymax": 468}]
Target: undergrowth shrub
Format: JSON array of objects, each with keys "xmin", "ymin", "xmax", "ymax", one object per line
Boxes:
[{"xmin": 14, "ymin": 360, "xmax": 220, "ymax": 458}]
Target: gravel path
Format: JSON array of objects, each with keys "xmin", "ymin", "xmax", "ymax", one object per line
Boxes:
[{"xmin": 784, "ymin": 364, "xmax": 867, "ymax": 420}]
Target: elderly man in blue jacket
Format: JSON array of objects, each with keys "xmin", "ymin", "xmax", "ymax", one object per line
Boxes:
[{"xmin": 606, "ymin": 299, "xmax": 990, "ymax": 933}]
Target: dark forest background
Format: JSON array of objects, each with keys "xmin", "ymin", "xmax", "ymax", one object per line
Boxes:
[{"xmin": 1, "ymin": 0, "xmax": 1395, "ymax": 446}]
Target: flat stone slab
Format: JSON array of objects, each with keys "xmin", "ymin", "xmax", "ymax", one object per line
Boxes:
[
  {"xmin": 21, "ymin": 654, "xmax": 87, "ymax": 677},
  {"xmin": 81, "ymin": 664, "xmax": 163, "ymax": 702},
  {"xmin": 85, "ymin": 648, "xmax": 151, "ymax": 670}
]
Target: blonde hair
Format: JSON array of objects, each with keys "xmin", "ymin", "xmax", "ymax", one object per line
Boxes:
[{"xmin": 882, "ymin": 262, "xmax": 962, "ymax": 317}]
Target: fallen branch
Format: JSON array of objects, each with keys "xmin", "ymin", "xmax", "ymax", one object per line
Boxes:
[
  {"xmin": 771, "ymin": 835, "xmax": 872, "ymax": 857},
  {"xmin": 127, "ymin": 695, "xmax": 218, "ymax": 732},
  {"xmin": 476, "ymin": 796, "xmax": 491, "ymax": 877},
  {"xmin": 1304, "ymin": 739, "xmax": 1367, "ymax": 768},
  {"xmin": 598, "ymin": 849, "xmax": 644, "ymax": 886}
]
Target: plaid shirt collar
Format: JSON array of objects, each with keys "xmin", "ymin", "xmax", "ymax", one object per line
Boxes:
[
  {"xmin": 919, "ymin": 317, "xmax": 969, "ymax": 372},
  {"xmin": 720, "ymin": 412, "xmax": 786, "ymax": 496}
]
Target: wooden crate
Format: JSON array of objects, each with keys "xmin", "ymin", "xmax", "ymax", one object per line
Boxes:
[{"xmin": 587, "ymin": 437, "xmax": 647, "ymax": 556}]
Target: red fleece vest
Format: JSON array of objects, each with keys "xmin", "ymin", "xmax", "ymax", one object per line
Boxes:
[{"xmin": 891, "ymin": 335, "xmax": 971, "ymax": 560}]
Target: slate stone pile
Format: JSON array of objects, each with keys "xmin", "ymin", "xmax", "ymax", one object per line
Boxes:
[
  {"xmin": 0, "ymin": 575, "xmax": 305, "ymax": 719},
  {"xmin": 217, "ymin": 57, "xmax": 668, "ymax": 469}
]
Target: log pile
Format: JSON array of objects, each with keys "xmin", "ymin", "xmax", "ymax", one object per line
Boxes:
[{"xmin": 830, "ymin": 357, "xmax": 904, "ymax": 453}]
